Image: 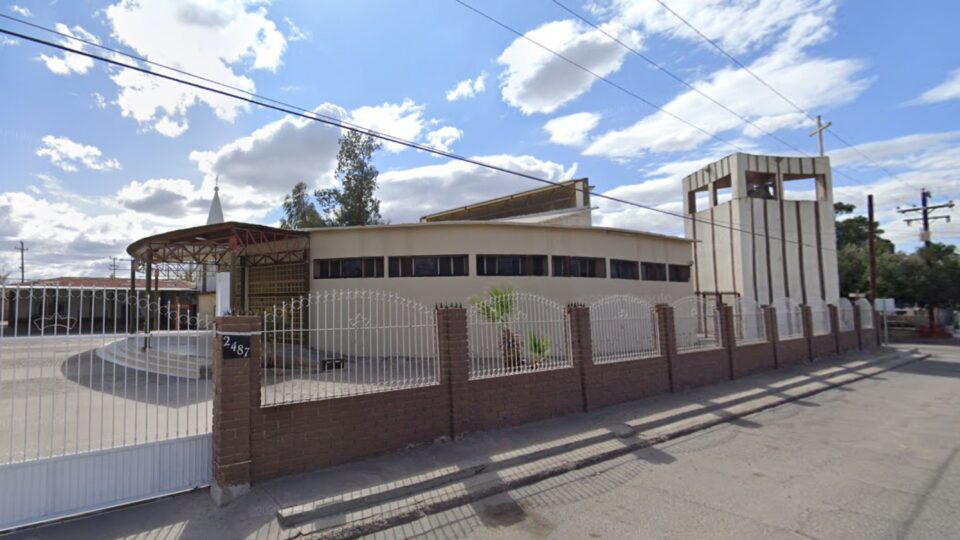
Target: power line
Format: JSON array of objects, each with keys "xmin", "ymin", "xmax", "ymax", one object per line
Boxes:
[
  {"xmin": 548, "ymin": 0, "xmax": 877, "ymax": 195},
  {"xmin": 453, "ymin": 0, "xmax": 749, "ymax": 155},
  {"xmin": 0, "ymin": 24, "xmax": 840, "ymax": 254},
  {"xmin": 652, "ymin": 0, "xmax": 919, "ymax": 198}
]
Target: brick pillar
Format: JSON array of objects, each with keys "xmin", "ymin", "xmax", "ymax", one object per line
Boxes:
[
  {"xmin": 763, "ymin": 306, "xmax": 780, "ymax": 368},
  {"xmin": 718, "ymin": 304, "xmax": 735, "ymax": 379},
  {"xmin": 655, "ymin": 304, "xmax": 676, "ymax": 392},
  {"xmin": 801, "ymin": 305, "xmax": 814, "ymax": 361},
  {"xmin": 567, "ymin": 304, "xmax": 591, "ymax": 412},
  {"xmin": 828, "ymin": 304, "xmax": 840, "ymax": 354},
  {"xmin": 853, "ymin": 304, "xmax": 863, "ymax": 350},
  {"xmin": 435, "ymin": 306, "xmax": 468, "ymax": 438},
  {"xmin": 211, "ymin": 315, "xmax": 260, "ymax": 507}
]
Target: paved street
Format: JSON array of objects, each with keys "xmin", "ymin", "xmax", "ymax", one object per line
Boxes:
[{"xmin": 378, "ymin": 344, "xmax": 960, "ymax": 540}]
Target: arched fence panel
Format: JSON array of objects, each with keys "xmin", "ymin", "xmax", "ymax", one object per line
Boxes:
[
  {"xmin": 467, "ymin": 290, "xmax": 571, "ymax": 379},
  {"xmin": 838, "ymin": 298, "xmax": 855, "ymax": 331},
  {"xmin": 772, "ymin": 297, "xmax": 804, "ymax": 339},
  {"xmin": 856, "ymin": 298, "xmax": 874, "ymax": 329},
  {"xmin": 261, "ymin": 289, "xmax": 439, "ymax": 406},
  {"xmin": 733, "ymin": 297, "xmax": 766, "ymax": 345},
  {"xmin": 589, "ymin": 296, "xmax": 658, "ymax": 364},
  {"xmin": 808, "ymin": 298, "xmax": 831, "ymax": 336},
  {"xmin": 672, "ymin": 296, "xmax": 721, "ymax": 353}
]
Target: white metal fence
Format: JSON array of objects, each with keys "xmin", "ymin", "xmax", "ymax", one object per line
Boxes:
[
  {"xmin": 260, "ymin": 289, "xmax": 439, "ymax": 406},
  {"xmin": 0, "ymin": 285, "xmax": 212, "ymax": 531},
  {"xmin": 856, "ymin": 298, "xmax": 874, "ymax": 329},
  {"xmin": 672, "ymin": 296, "xmax": 721, "ymax": 353},
  {"xmin": 467, "ymin": 289, "xmax": 571, "ymax": 379},
  {"xmin": 808, "ymin": 298, "xmax": 832, "ymax": 336},
  {"xmin": 772, "ymin": 297, "xmax": 804, "ymax": 339},
  {"xmin": 589, "ymin": 296, "xmax": 659, "ymax": 364},
  {"xmin": 838, "ymin": 298, "xmax": 855, "ymax": 331},
  {"xmin": 733, "ymin": 297, "xmax": 767, "ymax": 345}
]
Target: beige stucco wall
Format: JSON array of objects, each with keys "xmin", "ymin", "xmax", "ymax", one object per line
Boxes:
[{"xmin": 306, "ymin": 222, "xmax": 694, "ymax": 306}]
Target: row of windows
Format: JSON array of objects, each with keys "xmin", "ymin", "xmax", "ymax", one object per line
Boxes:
[{"xmin": 313, "ymin": 255, "xmax": 691, "ymax": 282}]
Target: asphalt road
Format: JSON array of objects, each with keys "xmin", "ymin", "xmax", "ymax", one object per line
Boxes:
[{"xmin": 379, "ymin": 344, "xmax": 960, "ymax": 540}]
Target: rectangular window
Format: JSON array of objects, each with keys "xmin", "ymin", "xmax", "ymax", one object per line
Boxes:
[
  {"xmin": 476, "ymin": 255, "xmax": 549, "ymax": 276},
  {"xmin": 313, "ymin": 257, "xmax": 384, "ymax": 279},
  {"xmin": 641, "ymin": 262, "xmax": 667, "ymax": 282},
  {"xmin": 388, "ymin": 255, "xmax": 468, "ymax": 277},
  {"xmin": 668, "ymin": 264, "xmax": 691, "ymax": 283},
  {"xmin": 552, "ymin": 256, "xmax": 606, "ymax": 278},
  {"xmin": 610, "ymin": 259, "xmax": 640, "ymax": 280}
]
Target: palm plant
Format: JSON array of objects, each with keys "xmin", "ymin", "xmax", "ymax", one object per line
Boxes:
[{"xmin": 470, "ymin": 286, "xmax": 551, "ymax": 371}]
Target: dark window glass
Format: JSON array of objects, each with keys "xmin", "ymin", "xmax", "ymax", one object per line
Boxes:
[
  {"xmin": 313, "ymin": 257, "xmax": 383, "ymax": 279},
  {"xmin": 641, "ymin": 262, "xmax": 668, "ymax": 281},
  {"xmin": 341, "ymin": 258, "xmax": 362, "ymax": 278},
  {"xmin": 477, "ymin": 255, "xmax": 547, "ymax": 276},
  {"xmin": 669, "ymin": 264, "xmax": 691, "ymax": 283},
  {"xmin": 610, "ymin": 259, "xmax": 640, "ymax": 280},
  {"xmin": 552, "ymin": 256, "xmax": 605, "ymax": 278},
  {"xmin": 413, "ymin": 256, "xmax": 438, "ymax": 277},
  {"xmin": 389, "ymin": 255, "xmax": 467, "ymax": 277}
]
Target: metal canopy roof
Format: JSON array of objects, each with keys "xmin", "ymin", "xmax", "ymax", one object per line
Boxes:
[{"xmin": 126, "ymin": 222, "xmax": 309, "ymax": 267}]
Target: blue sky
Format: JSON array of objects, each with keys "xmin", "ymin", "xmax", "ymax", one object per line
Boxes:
[{"xmin": 0, "ymin": 0, "xmax": 958, "ymax": 278}]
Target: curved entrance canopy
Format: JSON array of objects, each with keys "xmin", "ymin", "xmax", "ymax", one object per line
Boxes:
[{"xmin": 127, "ymin": 221, "xmax": 309, "ymax": 267}]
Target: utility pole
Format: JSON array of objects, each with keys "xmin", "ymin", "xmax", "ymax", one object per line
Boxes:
[
  {"xmin": 109, "ymin": 257, "xmax": 119, "ymax": 279},
  {"xmin": 867, "ymin": 194, "xmax": 877, "ymax": 302},
  {"xmin": 14, "ymin": 241, "xmax": 27, "ymax": 283},
  {"xmin": 898, "ymin": 188, "xmax": 954, "ymax": 247},
  {"xmin": 808, "ymin": 115, "xmax": 832, "ymax": 156}
]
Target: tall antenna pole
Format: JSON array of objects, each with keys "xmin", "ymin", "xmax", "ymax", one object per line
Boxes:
[
  {"xmin": 14, "ymin": 241, "xmax": 27, "ymax": 283},
  {"xmin": 808, "ymin": 115, "xmax": 832, "ymax": 157},
  {"xmin": 867, "ymin": 195, "xmax": 877, "ymax": 302}
]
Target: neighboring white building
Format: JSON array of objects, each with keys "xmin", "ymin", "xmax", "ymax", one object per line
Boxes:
[{"xmin": 682, "ymin": 152, "xmax": 840, "ymax": 305}]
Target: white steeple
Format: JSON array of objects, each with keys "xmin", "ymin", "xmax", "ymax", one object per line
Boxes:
[{"xmin": 206, "ymin": 177, "xmax": 224, "ymax": 225}]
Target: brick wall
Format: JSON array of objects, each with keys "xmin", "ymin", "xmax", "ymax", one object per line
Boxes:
[{"xmin": 213, "ymin": 297, "xmax": 868, "ymax": 492}]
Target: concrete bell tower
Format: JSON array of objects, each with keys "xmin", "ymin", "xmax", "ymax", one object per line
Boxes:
[{"xmin": 681, "ymin": 153, "xmax": 839, "ymax": 305}]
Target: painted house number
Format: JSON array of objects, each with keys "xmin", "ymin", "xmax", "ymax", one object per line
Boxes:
[{"xmin": 221, "ymin": 334, "xmax": 252, "ymax": 359}]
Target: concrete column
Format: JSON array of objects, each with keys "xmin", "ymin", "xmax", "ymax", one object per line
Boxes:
[
  {"xmin": 828, "ymin": 304, "xmax": 841, "ymax": 355},
  {"xmin": 718, "ymin": 304, "xmax": 735, "ymax": 379},
  {"xmin": 801, "ymin": 305, "xmax": 814, "ymax": 361},
  {"xmin": 211, "ymin": 315, "xmax": 260, "ymax": 507},
  {"xmin": 853, "ymin": 305, "xmax": 863, "ymax": 350},
  {"xmin": 655, "ymin": 304, "xmax": 677, "ymax": 392},
  {"xmin": 763, "ymin": 305, "xmax": 780, "ymax": 368},
  {"xmin": 567, "ymin": 304, "xmax": 592, "ymax": 412},
  {"xmin": 435, "ymin": 305, "xmax": 468, "ymax": 438}
]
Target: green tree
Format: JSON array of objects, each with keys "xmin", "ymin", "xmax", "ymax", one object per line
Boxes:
[
  {"xmin": 280, "ymin": 182, "xmax": 326, "ymax": 229},
  {"xmin": 316, "ymin": 131, "xmax": 384, "ymax": 226},
  {"xmin": 833, "ymin": 202, "xmax": 894, "ymax": 297}
]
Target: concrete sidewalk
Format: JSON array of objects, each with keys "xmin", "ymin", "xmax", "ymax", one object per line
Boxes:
[{"xmin": 7, "ymin": 346, "xmax": 924, "ymax": 540}]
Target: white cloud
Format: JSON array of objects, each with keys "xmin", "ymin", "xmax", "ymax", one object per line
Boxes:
[
  {"xmin": 92, "ymin": 92, "xmax": 107, "ymax": 109},
  {"xmin": 104, "ymin": 0, "xmax": 287, "ymax": 137},
  {"xmin": 349, "ymin": 99, "xmax": 426, "ymax": 153},
  {"xmin": 425, "ymin": 126, "xmax": 463, "ymax": 153},
  {"xmin": 584, "ymin": 1, "xmax": 869, "ymax": 158},
  {"xmin": 190, "ymin": 103, "xmax": 347, "ymax": 202},
  {"xmin": 830, "ymin": 131, "xmax": 960, "ymax": 168},
  {"xmin": 285, "ymin": 16, "xmax": 311, "ymax": 42},
  {"xmin": 9, "ymin": 4, "xmax": 32, "ymax": 17},
  {"xmin": 0, "ymin": 35, "xmax": 18, "ymax": 46},
  {"xmin": 38, "ymin": 24, "xmax": 99, "ymax": 75},
  {"xmin": 445, "ymin": 72, "xmax": 487, "ymax": 101},
  {"xmin": 35, "ymin": 135, "xmax": 121, "ymax": 172},
  {"xmin": 379, "ymin": 155, "xmax": 578, "ymax": 223},
  {"xmin": 910, "ymin": 68, "xmax": 960, "ymax": 105},
  {"xmin": 544, "ymin": 112, "xmax": 601, "ymax": 146},
  {"xmin": 497, "ymin": 19, "xmax": 640, "ymax": 115}
]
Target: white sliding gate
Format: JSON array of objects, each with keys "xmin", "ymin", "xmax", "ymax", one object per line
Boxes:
[{"xmin": 0, "ymin": 285, "xmax": 213, "ymax": 531}]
